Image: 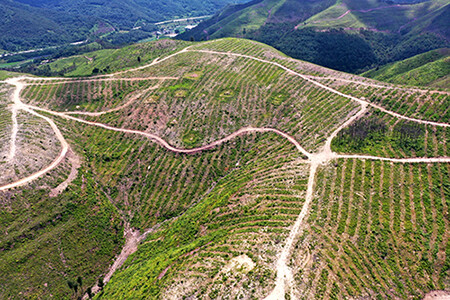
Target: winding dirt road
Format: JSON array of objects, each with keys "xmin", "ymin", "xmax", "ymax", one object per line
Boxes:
[
  {"xmin": 30, "ymin": 104, "xmax": 314, "ymax": 157},
  {"xmin": 28, "ymin": 76, "xmax": 179, "ymax": 86},
  {"xmin": 304, "ymin": 76, "xmax": 450, "ymax": 95},
  {"xmin": 1, "ymin": 43, "xmax": 449, "ymax": 300},
  {"xmin": 0, "ymin": 78, "xmax": 69, "ymax": 191},
  {"xmin": 192, "ymin": 49, "xmax": 450, "ymax": 128},
  {"xmin": 63, "ymin": 85, "xmax": 161, "ymax": 117}
]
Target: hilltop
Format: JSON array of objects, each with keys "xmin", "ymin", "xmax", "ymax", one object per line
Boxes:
[
  {"xmin": 179, "ymin": 0, "xmax": 450, "ymax": 73},
  {"xmin": 0, "ymin": 38, "xmax": 449, "ymax": 299}
]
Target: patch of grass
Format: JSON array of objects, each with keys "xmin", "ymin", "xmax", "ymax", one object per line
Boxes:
[
  {"xmin": 269, "ymin": 93, "xmax": 287, "ymax": 106},
  {"xmin": 182, "ymin": 130, "xmax": 204, "ymax": 147},
  {"xmin": 0, "ymin": 70, "xmax": 24, "ymax": 80},
  {"xmin": 39, "ymin": 39, "xmax": 190, "ymax": 77},
  {"xmin": 183, "ymin": 71, "xmax": 204, "ymax": 80},
  {"xmin": 218, "ymin": 89, "xmax": 236, "ymax": 103}
]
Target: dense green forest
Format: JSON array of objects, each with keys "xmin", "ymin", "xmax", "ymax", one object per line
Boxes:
[
  {"xmin": 255, "ymin": 26, "xmax": 448, "ymax": 73},
  {"xmin": 0, "ymin": 0, "xmax": 244, "ymax": 52},
  {"xmin": 0, "ymin": 0, "xmax": 96, "ymax": 51},
  {"xmin": 14, "ymin": 0, "xmax": 244, "ymax": 28}
]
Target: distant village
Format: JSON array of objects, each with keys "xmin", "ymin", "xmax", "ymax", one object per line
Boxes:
[{"xmin": 152, "ymin": 16, "xmax": 206, "ymax": 38}]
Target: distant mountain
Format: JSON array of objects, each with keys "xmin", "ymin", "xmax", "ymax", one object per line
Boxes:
[
  {"xmin": 363, "ymin": 48, "xmax": 450, "ymax": 88},
  {"xmin": 0, "ymin": 0, "xmax": 245, "ymax": 51},
  {"xmin": 0, "ymin": 0, "xmax": 96, "ymax": 51},
  {"xmin": 179, "ymin": 0, "xmax": 450, "ymax": 73},
  {"xmin": 13, "ymin": 0, "xmax": 244, "ymax": 29}
]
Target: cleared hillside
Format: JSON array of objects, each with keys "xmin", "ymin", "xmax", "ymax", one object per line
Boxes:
[{"xmin": 0, "ymin": 38, "xmax": 449, "ymax": 299}]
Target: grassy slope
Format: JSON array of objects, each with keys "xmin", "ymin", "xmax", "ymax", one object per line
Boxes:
[
  {"xmin": 0, "ymin": 70, "xmax": 24, "ymax": 80},
  {"xmin": 306, "ymin": 0, "xmax": 448, "ymax": 31},
  {"xmin": 38, "ymin": 39, "xmax": 190, "ymax": 77},
  {"xmin": 189, "ymin": 0, "xmax": 335, "ymax": 39},
  {"xmin": 289, "ymin": 0, "xmax": 449, "ymax": 33},
  {"xmin": 205, "ymin": 0, "xmax": 284, "ymax": 39},
  {"xmin": 363, "ymin": 48, "xmax": 450, "ymax": 87},
  {"xmin": 299, "ymin": 0, "xmax": 366, "ymax": 29}
]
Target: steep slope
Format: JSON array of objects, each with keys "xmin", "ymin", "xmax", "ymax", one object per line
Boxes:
[
  {"xmin": 180, "ymin": 0, "xmax": 335, "ymax": 40},
  {"xmin": 179, "ymin": 0, "xmax": 450, "ymax": 73},
  {"xmin": 1, "ymin": 38, "xmax": 449, "ymax": 299},
  {"xmin": 363, "ymin": 48, "xmax": 450, "ymax": 88}
]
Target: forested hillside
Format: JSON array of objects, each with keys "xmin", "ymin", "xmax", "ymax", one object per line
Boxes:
[
  {"xmin": 14, "ymin": 0, "xmax": 243, "ymax": 29},
  {"xmin": 363, "ymin": 48, "xmax": 450, "ymax": 88},
  {"xmin": 0, "ymin": 0, "xmax": 245, "ymax": 51},
  {"xmin": 179, "ymin": 0, "xmax": 450, "ymax": 73},
  {"xmin": 0, "ymin": 0, "xmax": 96, "ymax": 51}
]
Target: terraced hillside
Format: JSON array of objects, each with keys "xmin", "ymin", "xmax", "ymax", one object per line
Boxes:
[
  {"xmin": 0, "ymin": 38, "xmax": 449, "ymax": 299},
  {"xmin": 298, "ymin": 160, "xmax": 449, "ymax": 299}
]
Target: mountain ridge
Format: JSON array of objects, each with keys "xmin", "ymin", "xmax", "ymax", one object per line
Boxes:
[{"xmin": 179, "ymin": 0, "xmax": 450, "ymax": 73}]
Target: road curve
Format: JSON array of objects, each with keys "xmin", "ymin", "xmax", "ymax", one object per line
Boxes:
[
  {"xmin": 0, "ymin": 107, "xmax": 69, "ymax": 191},
  {"xmin": 304, "ymin": 76, "xmax": 450, "ymax": 95},
  {"xmin": 0, "ymin": 79, "xmax": 69, "ymax": 191},
  {"xmin": 28, "ymin": 105, "xmax": 313, "ymax": 158}
]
